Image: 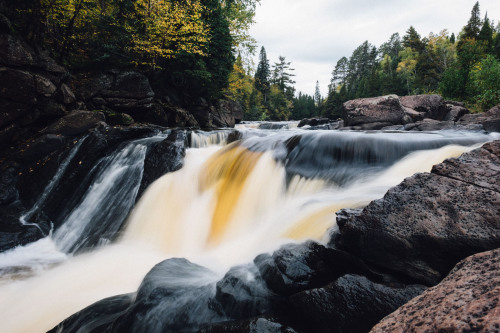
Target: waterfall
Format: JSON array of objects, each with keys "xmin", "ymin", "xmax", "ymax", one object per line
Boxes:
[
  {"xmin": 0, "ymin": 128, "xmax": 499, "ymax": 333},
  {"xmin": 53, "ymin": 139, "xmax": 151, "ymax": 253}
]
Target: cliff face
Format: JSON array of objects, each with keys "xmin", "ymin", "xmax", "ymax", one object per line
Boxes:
[{"xmin": 0, "ymin": 13, "xmax": 242, "ymax": 159}]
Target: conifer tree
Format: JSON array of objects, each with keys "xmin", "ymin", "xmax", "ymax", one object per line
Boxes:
[
  {"xmin": 254, "ymin": 46, "xmax": 271, "ymax": 99},
  {"xmin": 314, "ymin": 81, "xmax": 322, "ymax": 106},
  {"xmin": 478, "ymin": 13, "xmax": 494, "ymax": 52},
  {"xmin": 462, "ymin": 1, "xmax": 481, "ymax": 40}
]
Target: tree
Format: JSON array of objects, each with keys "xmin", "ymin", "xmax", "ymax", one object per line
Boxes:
[
  {"xmin": 271, "ymin": 56, "xmax": 296, "ymax": 92},
  {"xmin": 461, "ymin": 1, "xmax": 481, "ymax": 40},
  {"xmin": 468, "ymin": 54, "xmax": 500, "ymax": 110},
  {"xmin": 403, "ymin": 26, "xmax": 424, "ymax": 52},
  {"xmin": 314, "ymin": 81, "xmax": 322, "ymax": 106},
  {"xmin": 478, "ymin": 13, "xmax": 494, "ymax": 52},
  {"xmin": 397, "ymin": 47, "xmax": 419, "ymax": 94},
  {"xmin": 254, "ymin": 46, "xmax": 271, "ymax": 99}
]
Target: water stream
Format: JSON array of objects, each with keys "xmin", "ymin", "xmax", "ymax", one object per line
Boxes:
[{"xmin": 0, "ymin": 125, "xmax": 498, "ymax": 332}]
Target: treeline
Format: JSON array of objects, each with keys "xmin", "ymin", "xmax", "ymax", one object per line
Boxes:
[
  {"xmin": 226, "ymin": 1, "xmax": 499, "ymax": 121},
  {"xmin": 0, "ymin": 0, "xmax": 260, "ymax": 100},
  {"xmin": 224, "ymin": 47, "xmax": 321, "ymax": 120},
  {"xmin": 323, "ymin": 1, "xmax": 499, "ymax": 118}
]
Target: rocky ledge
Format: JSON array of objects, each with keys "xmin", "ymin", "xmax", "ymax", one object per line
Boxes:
[{"xmin": 341, "ymin": 94, "xmax": 500, "ymax": 132}]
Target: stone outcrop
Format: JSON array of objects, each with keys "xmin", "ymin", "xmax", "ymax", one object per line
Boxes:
[
  {"xmin": 343, "ymin": 95, "xmax": 407, "ymax": 129},
  {"xmin": 371, "ymin": 248, "xmax": 500, "ymax": 333},
  {"xmin": 290, "ymin": 274, "xmax": 425, "ymax": 333},
  {"xmin": 333, "ymin": 140, "xmax": 500, "ymax": 285},
  {"xmin": 400, "ymin": 94, "xmax": 448, "ymax": 121},
  {"xmin": 458, "ymin": 104, "xmax": 500, "ymax": 132}
]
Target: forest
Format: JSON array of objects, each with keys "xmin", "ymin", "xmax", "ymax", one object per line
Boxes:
[
  {"xmin": 229, "ymin": 1, "xmax": 500, "ymax": 121},
  {"xmin": 1, "ymin": 1, "xmax": 498, "ymax": 121}
]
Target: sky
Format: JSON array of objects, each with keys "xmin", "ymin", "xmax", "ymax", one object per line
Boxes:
[{"xmin": 248, "ymin": 0, "xmax": 500, "ymax": 97}]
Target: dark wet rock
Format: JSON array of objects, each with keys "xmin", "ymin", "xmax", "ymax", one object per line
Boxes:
[
  {"xmin": 164, "ymin": 104, "xmax": 200, "ymax": 128},
  {"xmin": 212, "ymin": 100, "xmax": 244, "ymax": 128},
  {"xmin": 138, "ymin": 130, "xmax": 187, "ymax": 198},
  {"xmin": 110, "ymin": 258, "xmax": 224, "ymax": 333},
  {"xmin": 290, "ymin": 274, "xmax": 425, "ymax": 333},
  {"xmin": 0, "ymin": 203, "xmax": 51, "ymax": 252},
  {"xmin": 48, "ymin": 294, "xmax": 135, "ymax": 333},
  {"xmin": 400, "ymin": 94, "xmax": 448, "ymax": 121},
  {"xmin": 297, "ymin": 118, "xmax": 330, "ymax": 128},
  {"xmin": 41, "ymin": 111, "xmax": 105, "ymax": 136},
  {"xmin": 458, "ymin": 104, "xmax": 500, "ymax": 132},
  {"xmin": 101, "ymin": 110, "xmax": 134, "ymax": 126},
  {"xmin": 371, "ymin": 248, "xmax": 500, "ymax": 333},
  {"xmin": 0, "ymin": 164, "xmax": 19, "ymax": 205},
  {"xmin": 444, "ymin": 104, "xmax": 469, "ymax": 122},
  {"xmin": 259, "ymin": 122, "xmax": 290, "ymax": 130},
  {"xmin": 197, "ymin": 317, "xmax": 302, "ymax": 333},
  {"xmin": 334, "ymin": 141, "xmax": 500, "ymax": 285},
  {"xmin": 254, "ymin": 241, "xmax": 377, "ymax": 296},
  {"xmin": 343, "ymin": 95, "xmax": 406, "ymax": 127},
  {"xmin": 215, "ymin": 263, "xmax": 278, "ymax": 319}
]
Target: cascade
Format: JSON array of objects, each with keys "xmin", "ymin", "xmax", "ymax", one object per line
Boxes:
[{"xmin": 0, "ymin": 126, "xmax": 498, "ymax": 332}]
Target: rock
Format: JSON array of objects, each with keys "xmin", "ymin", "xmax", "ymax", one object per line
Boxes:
[
  {"xmin": 34, "ymin": 73, "xmax": 57, "ymax": 97},
  {"xmin": 166, "ymin": 104, "xmax": 200, "ymax": 128},
  {"xmin": 0, "ymin": 68, "xmax": 38, "ymax": 104},
  {"xmin": 459, "ymin": 104, "xmax": 500, "ymax": 132},
  {"xmin": 41, "ymin": 110, "xmax": 105, "ymax": 136},
  {"xmin": 0, "ymin": 164, "xmax": 19, "ymax": 205},
  {"xmin": 444, "ymin": 104, "xmax": 469, "ymax": 122},
  {"xmin": 297, "ymin": 118, "xmax": 330, "ymax": 128},
  {"xmin": 400, "ymin": 94, "xmax": 448, "ymax": 120},
  {"xmin": 371, "ymin": 248, "xmax": 500, "ymax": 333},
  {"xmin": 197, "ymin": 317, "xmax": 302, "ymax": 333},
  {"xmin": 103, "ymin": 71, "xmax": 154, "ymax": 100},
  {"xmin": 211, "ymin": 100, "xmax": 243, "ymax": 128},
  {"xmin": 48, "ymin": 294, "xmax": 134, "ymax": 333},
  {"xmin": 60, "ymin": 83, "xmax": 76, "ymax": 105},
  {"xmin": 110, "ymin": 258, "xmax": 224, "ymax": 333},
  {"xmin": 215, "ymin": 263, "xmax": 278, "ymax": 319},
  {"xmin": 254, "ymin": 241, "xmax": 377, "ymax": 296},
  {"xmin": 334, "ymin": 141, "xmax": 500, "ymax": 285},
  {"xmin": 0, "ymin": 33, "xmax": 34, "ymax": 67},
  {"xmin": 102, "ymin": 111, "xmax": 134, "ymax": 126},
  {"xmin": 343, "ymin": 95, "xmax": 406, "ymax": 127},
  {"xmin": 289, "ymin": 274, "xmax": 425, "ymax": 333},
  {"xmin": 137, "ymin": 130, "xmax": 187, "ymax": 198},
  {"xmin": 405, "ymin": 118, "xmax": 456, "ymax": 131}
]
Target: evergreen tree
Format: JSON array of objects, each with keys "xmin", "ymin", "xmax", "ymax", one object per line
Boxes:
[
  {"xmin": 462, "ymin": 1, "xmax": 481, "ymax": 40},
  {"xmin": 314, "ymin": 81, "xmax": 322, "ymax": 106},
  {"xmin": 478, "ymin": 13, "xmax": 494, "ymax": 52},
  {"xmin": 450, "ymin": 32, "xmax": 456, "ymax": 44},
  {"xmin": 403, "ymin": 26, "xmax": 424, "ymax": 52},
  {"xmin": 271, "ymin": 56, "xmax": 296, "ymax": 91},
  {"xmin": 254, "ymin": 46, "xmax": 271, "ymax": 99}
]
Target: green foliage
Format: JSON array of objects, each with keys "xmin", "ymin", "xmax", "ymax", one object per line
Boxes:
[
  {"xmin": 254, "ymin": 46, "xmax": 271, "ymax": 96},
  {"xmin": 468, "ymin": 55, "xmax": 500, "ymax": 110}
]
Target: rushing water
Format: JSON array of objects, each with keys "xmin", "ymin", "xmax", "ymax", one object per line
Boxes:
[{"xmin": 0, "ymin": 125, "xmax": 498, "ymax": 332}]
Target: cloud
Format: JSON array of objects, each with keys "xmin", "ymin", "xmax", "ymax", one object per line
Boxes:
[{"xmin": 249, "ymin": 0, "xmax": 500, "ymax": 96}]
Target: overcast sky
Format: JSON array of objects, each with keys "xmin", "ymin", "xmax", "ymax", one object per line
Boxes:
[{"xmin": 248, "ymin": 0, "xmax": 500, "ymax": 97}]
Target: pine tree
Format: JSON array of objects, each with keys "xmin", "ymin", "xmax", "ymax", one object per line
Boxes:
[
  {"xmin": 450, "ymin": 33, "xmax": 456, "ymax": 44},
  {"xmin": 314, "ymin": 81, "xmax": 322, "ymax": 106},
  {"xmin": 462, "ymin": 1, "xmax": 481, "ymax": 40},
  {"xmin": 403, "ymin": 26, "xmax": 424, "ymax": 52},
  {"xmin": 478, "ymin": 13, "xmax": 494, "ymax": 52},
  {"xmin": 254, "ymin": 46, "xmax": 271, "ymax": 99}
]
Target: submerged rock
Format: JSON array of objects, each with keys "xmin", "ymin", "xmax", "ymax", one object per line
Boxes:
[
  {"xmin": 290, "ymin": 274, "xmax": 425, "ymax": 333},
  {"xmin": 334, "ymin": 140, "xmax": 500, "ymax": 285},
  {"xmin": 197, "ymin": 317, "xmax": 302, "ymax": 333},
  {"xmin": 371, "ymin": 248, "xmax": 500, "ymax": 333}
]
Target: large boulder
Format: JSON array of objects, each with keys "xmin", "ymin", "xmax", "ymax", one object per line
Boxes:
[
  {"xmin": 41, "ymin": 110, "xmax": 105, "ymax": 136},
  {"xmin": 371, "ymin": 248, "xmax": 500, "ymax": 333},
  {"xmin": 211, "ymin": 100, "xmax": 244, "ymax": 128},
  {"xmin": 334, "ymin": 140, "xmax": 500, "ymax": 285},
  {"xmin": 400, "ymin": 94, "xmax": 449, "ymax": 121},
  {"xmin": 458, "ymin": 104, "xmax": 500, "ymax": 132},
  {"xmin": 342, "ymin": 95, "xmax": 406, "ymax": 128},
  {"xmin": 254, "ymin": 241, "xmax": 377, "ymax": 296},
  {"xmin": 289, "ymin": 274, "xmax": 425, "ymax": 333}
]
